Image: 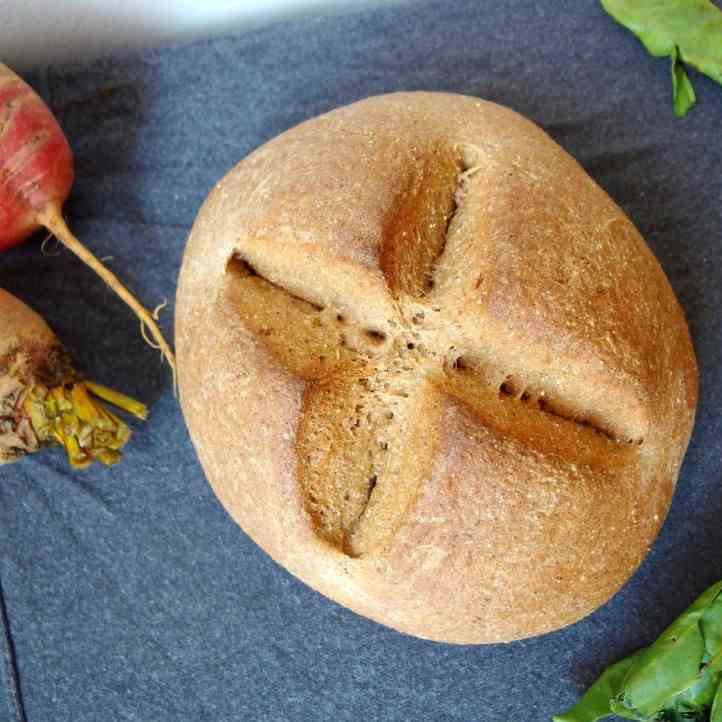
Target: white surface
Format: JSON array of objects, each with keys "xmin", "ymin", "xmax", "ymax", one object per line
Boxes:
[{"xmin": 0, "ymin": 0, "xmax": 390, "ymax": 69}]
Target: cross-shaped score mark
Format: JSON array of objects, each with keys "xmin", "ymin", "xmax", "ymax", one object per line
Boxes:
[{"xmin": 225, "ymin": 154, "xmax": 646, "ymax": 559}]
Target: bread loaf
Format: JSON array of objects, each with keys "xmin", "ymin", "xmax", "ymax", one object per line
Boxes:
[{"xmin": 176, "ymin": 92, "xmax": 698, "ymax": 643}]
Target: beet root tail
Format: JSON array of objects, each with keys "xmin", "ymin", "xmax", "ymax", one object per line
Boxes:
[{"xmin": 39, "ymin": 204, "xmax": 177, "ymax": 389}]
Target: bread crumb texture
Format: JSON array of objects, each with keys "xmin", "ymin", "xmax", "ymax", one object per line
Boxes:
[{"xmin": 176, "ymin": 92, "xmax": 698, "ymax": 643}]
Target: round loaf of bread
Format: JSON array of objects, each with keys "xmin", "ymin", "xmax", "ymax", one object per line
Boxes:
[{"xmin": 176, "ymin": 92, "xmax": 698, "ymax": 643}]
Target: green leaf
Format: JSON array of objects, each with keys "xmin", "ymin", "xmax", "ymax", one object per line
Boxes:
[
  {"xmin": 658, "ymin": 709, "xmax": 711, "ymax": 722},
  {"xmin": 657, "ymin": 590, "xmax": 722, "ymax": 714},
  {"xmin": 711, "ymin": 679, "xmax": 722, "ymax": 722},
  {"xmin": 702, "ymin": 587, "xmax": 722, "ymax": 660},
  {"xmin": 623, "ymin": 623, "xmax": 704, "ymax": 715},
  {"xmin": 600, "ymin": 0, "xmax": 722, "ymax": 115},
  {"xmin": 671, "ymin": 46, "xmax": 696, "ymax": 117},
  {"xmin": 555, "ymin": 584, "xmax": 722, "ymax": 722},
  {"xmin": 662, "ymin": 665, "xmax": 720, "ymax": 713},
  {"xmin": 609, "ymin": 697, "xmax": 647, "ymax": 721},
  {"xmin": 623, "ymin": 583, "xmax": 722, "ymax": 717},
  {"xmin": 552, "ymin": 651, "xmax": 644, "ymax": 722}
]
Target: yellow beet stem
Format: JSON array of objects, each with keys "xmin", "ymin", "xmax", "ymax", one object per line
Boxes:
[
  {"xmin": 85, "ymin": 381, "xmax": 149, "ymax": 420},
  {"xmin": 71, "ymin": 383, "xmax": 100, "ymax": 423},
  {"xmin": 22, "ymin": 381, "xmax": 146, "ymax": 469},
  {"xmin": 63, "ymin": 434, "xmax": 92, "ymax": 470},
  {"xmin": 38, "ymin": 203, "xmax": 177, "ymax": 391}
]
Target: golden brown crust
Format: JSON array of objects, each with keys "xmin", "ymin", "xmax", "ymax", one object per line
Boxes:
[{"xmin": 176, "ymin": 92, "xmax": 698, "ymax": 643}]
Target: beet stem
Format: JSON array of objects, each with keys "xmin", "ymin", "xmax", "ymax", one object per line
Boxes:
[
  {"xmin": 85, "ymin": 381, "xmax": 148, "ymax": 420},
  {"xmin": 23, "ymin": 380, "xmax": 146, "ymax": 469}
]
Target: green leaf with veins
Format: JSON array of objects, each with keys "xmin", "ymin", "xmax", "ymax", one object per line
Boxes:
[
  {"xmin": 622, "ymin": 583, "xmax": 722, "ymax": 717},
  {"xmin": 600, "ymin": 0, "xmax": 722, "ymax": 115},
  {"xmin": 552, "ymin": 582, "xmax": 722, "ymax": 722}
]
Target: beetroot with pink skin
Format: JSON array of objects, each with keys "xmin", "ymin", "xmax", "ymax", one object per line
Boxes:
[{"xmin": 0, "ymin": 63, "xmax": 175, "ymax": 378}]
